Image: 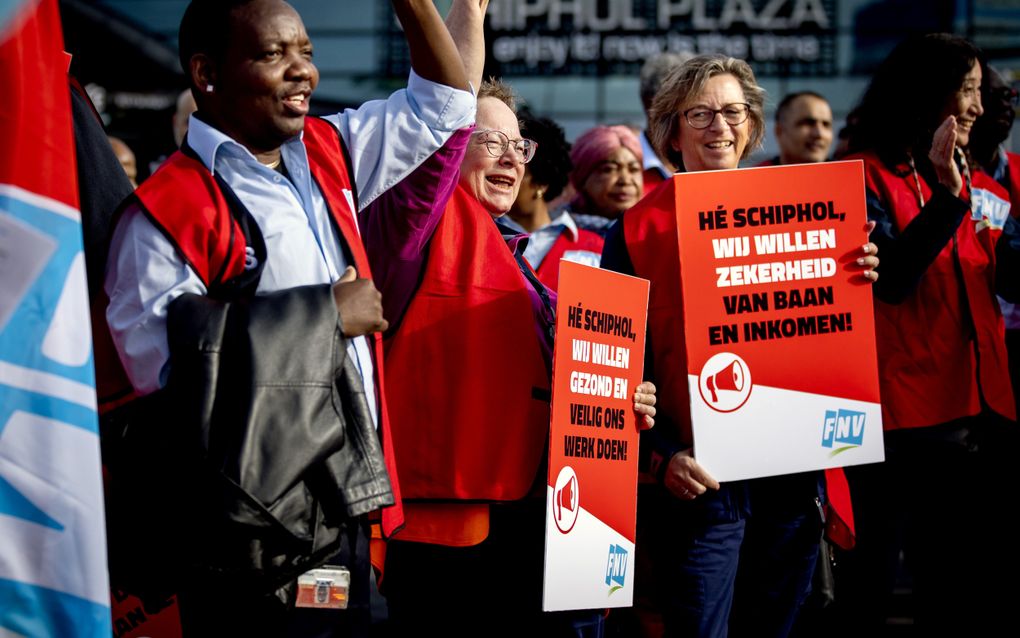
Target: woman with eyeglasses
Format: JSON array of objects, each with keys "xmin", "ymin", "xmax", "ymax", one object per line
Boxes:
[
  {"xmin": 600, "ymin": 54, "xmax": 878, "ymax": 638},
  {"xmin": 361, "ymin": 69, "xmax": 658, "ymax": 636},
  {"xmin": 833, "ymin": 34, "xmax": 1020, "ymax": 635}
]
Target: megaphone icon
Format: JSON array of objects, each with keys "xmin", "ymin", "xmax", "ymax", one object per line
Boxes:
[
  {"xmin": 706, "ymin": 360, "xmax": 744, "ymax": 403},
  {"xmin": 556, "ymin": 475, "xmax": 577, "ymax": 521}
]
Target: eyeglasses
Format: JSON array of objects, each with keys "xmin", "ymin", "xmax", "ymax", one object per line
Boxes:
[
  {"xmin": 473, "ymin": 129, "xmax": 538, "ymax": 163},
  {"xmin": 683, "ymin": 103, "xmax": 751, "ymax": 129}
]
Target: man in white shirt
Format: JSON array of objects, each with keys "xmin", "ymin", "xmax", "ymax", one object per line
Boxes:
[{"xmin": 101, "ymin": 1, "xmax": 474, "ymax": 635}]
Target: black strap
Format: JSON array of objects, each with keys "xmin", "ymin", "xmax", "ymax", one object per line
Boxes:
[
  {"xmin": 209, "ymin": 173, "xmax": 266, "ymax": 301},
  {"xmin": 513, "ymin": 251, "xmax": 556, "ymax": 351}
]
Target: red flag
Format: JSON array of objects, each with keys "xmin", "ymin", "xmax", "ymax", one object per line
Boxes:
[{"xmin": 0, "ymin": 0, "xmax": 78, "ymax": 208}]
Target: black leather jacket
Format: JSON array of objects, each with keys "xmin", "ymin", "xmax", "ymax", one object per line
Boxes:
[{"xmin": 104, "ymin": 284, "xmax": 393, "ymax": 603}]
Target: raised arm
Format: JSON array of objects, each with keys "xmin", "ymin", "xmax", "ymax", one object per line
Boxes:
[
  {"xmin": 392, "ymin": 0, "xmax": 470, "ymax": 92},
  {"xmin": 445, "ymin": 0, "xmax": 488, "ymax": 91}
]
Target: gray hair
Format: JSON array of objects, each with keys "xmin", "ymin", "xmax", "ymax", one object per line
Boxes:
[
  {"xmin": 648, "ymin": 55, "xmax": 766, "ymax": 170},
  {"xmin": 639, "ymin": 52, "xmax": 694, "ymax": 112}
]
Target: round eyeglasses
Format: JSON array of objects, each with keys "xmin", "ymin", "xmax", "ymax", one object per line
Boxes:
[
  {"xmin": 473, "ymin": 129, "xmax": 538, "ymax": 163},
  {"xmin": 683, "ymin": 103, "xmax": 751, "ymax": 129}
]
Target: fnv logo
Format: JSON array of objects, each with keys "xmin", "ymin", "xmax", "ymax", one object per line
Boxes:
[
  {"xmin": 605, "ymin": 544, "xmax": 628, "ymax": 595},
  {"xmin": 821, "ymin": 409, "xmax": 865, "ymax": 457}
]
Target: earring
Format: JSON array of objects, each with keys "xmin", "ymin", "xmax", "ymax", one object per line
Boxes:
[
  {"xmin": 206, "ymin": 84, "xmax": 214, "ymax": 93},
  {"xmin": 536, "ymin": 189, "xmax": 544, "ymax": 199}
]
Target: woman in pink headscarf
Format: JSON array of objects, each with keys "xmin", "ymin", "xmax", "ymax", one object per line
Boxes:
[{"xmin": 566, "ymin": 124, "xmax": 645, "ymax": 236}]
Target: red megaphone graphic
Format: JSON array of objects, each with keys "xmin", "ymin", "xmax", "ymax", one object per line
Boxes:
[
  {"xmin": 706, "ymin": 360, "xmax": 744, "ymax": 403},
  {"xmin": 556, "ymin": 476, "xmax": 577, "ymax": 521}
]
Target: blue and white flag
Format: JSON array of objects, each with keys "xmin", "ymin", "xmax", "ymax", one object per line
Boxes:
[{"xmin": 0, "ymin": 0, "xmax": 112, "ymax": 635}]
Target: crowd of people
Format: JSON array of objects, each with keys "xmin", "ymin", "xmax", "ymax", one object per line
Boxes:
[{"xmin": 77, "ymin": 0, "xmax": 1020, "ymax": 637}]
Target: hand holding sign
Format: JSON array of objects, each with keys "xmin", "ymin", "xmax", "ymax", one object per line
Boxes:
[
  {"xmin": 664, "ymin": 448, "xmax": 720, "ymax": 501},
  {"xmin": 633, "ymin": 381, "xmax": 657, "ymax": 430},
  {"xmin": 856, "ymin": 221, "xmax": 880, "ymax": 282}
]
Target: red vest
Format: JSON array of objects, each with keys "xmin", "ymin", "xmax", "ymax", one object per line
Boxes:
[
  {"xmin": 642, "ymin": 167, "xmax": 667, "ymax": 197},
  {"xmin": 100, "ymin": 117, "xmax": 404, "ymax": 536},
  {"xmin": 385, "ymin": 184, "xmax": 551, "ymax": 501},
  {"xmin": 622, "ymin": 177, "xmax": 693, "ymax": 445},
  {"xmin": 856, "ymin": 150, "xmax": 1016, "ymax": 428},
  {"xmin": 1006, "ymin": 151, "xmax": 1020, "ymax": 216},
  {"xmin": 534, "ymin": 225, "xmax": 604, "ymax": 291},
  {"xmin": 622, "ymin": 176, "xmax": 856, "ymax": 548}
]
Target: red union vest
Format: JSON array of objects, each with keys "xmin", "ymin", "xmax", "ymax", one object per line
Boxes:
[
  {"xmin": 98, "ymin": 116, "xmax": 404, "ymax": 536},
  {"xmin": 534, "ymin": 225, "xmax": 604, "ymax": 291},
  {"xmin": 622, "ymin": 177, "xmax": 693, "ymax": 446},
  {"xmin": 622, "ymin": 176, "xmax": 856, "ymax": 549},
  {"xmin": 384, "ymin": 183, "xmax": 551, "ymax": 501},
  {"xmin": 856, "ymin": 150, "xmax": 1015, "ymax": 429},
  {"xmin": 1006, "ymin": 151, "xmax": 1020, "ymax": 215}
]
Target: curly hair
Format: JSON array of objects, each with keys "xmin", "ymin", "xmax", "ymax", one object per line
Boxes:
[
  {"xmin": 647, "ymin": 55, "xmax": 766, "ymax": 170},
  {"xmin": 519, "ymin": 112, "xmax": 571, "ymax": 202},
  {"xmin": 478, "ymin": 77, "xmax": 517, "ymax": 111}
]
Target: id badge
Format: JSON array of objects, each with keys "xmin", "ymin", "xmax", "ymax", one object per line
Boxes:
[{"xmin": 295, "ymin": 566, "xmax": 350, "ymax": 610}]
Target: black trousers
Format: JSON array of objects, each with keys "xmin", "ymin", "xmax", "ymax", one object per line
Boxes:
[
  {"xmin": 382, "ymin": 499, "xmax": 604, "ymax": 638},
  {"xmin": 833, "ymin": 416, "xmax": 1015, "ymax": 637},
  {"xmin": 175, "ymin": 519, "xmax": 371, "ymax": 638}
]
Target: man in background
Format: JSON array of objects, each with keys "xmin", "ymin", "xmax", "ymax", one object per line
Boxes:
[
  {"xmin": 759, "ymin": 91, "xmax": 833, "ymax": 166},
  {"xmin": 106, "ymin": 136, "xmax": 137, "ymax": 186}
]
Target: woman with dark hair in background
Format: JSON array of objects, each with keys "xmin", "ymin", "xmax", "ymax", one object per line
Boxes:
[
  {"xmin": 565, "ymin": 124, "xmax": 644, "ymax": 236},
  {"xmin": 505, "ymin": 113, "xmax": 604, "ymax": 290},
  {"xmin": 837, "ymin": 33, "xmax": 1020, "ymax": 635}
]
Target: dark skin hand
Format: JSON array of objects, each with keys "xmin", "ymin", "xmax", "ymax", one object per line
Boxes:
[
  {"xmin": 392, "ymin": 0, "xmax": 470, "ymax": 92},
  {"xmin": 332, "ymin": 266, "xmax": 388, "ymax": 337}
]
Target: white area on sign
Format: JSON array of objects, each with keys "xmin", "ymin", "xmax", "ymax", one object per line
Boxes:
[{"xmin": 689, "ymin": 376, "xmax": 884, "ymax": 482}]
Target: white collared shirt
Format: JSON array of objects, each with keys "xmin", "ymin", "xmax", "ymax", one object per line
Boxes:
[
  {"xmin": 502, "ymin": 209, "xmax": 600, "ymax": 271},
  {"xmin": 640, "ymin": 129, "xmax": 670, "ymax": 180}
]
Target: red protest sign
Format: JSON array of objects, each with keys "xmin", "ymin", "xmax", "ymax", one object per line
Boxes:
[
  {"xmin": 674, "ymin": 161, "xmax": 883, "ymax": 481},
  {"xmin": 543, "ymin": 261, "xmax": 648, "ymax": 611}
]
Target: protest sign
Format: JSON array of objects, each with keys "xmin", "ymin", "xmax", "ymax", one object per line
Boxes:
[
  {"xmin": 543, "ymin": 261, "xmax": 649, "ymax": 611},
  {"xmin": 675, "ymin": 161, "xmax": 884, "ymax": 481}
]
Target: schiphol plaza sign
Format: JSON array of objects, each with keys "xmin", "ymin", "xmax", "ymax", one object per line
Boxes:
[{"xmin": 485, "ymin": 0, "xmax": 837, "ymax": 76}]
